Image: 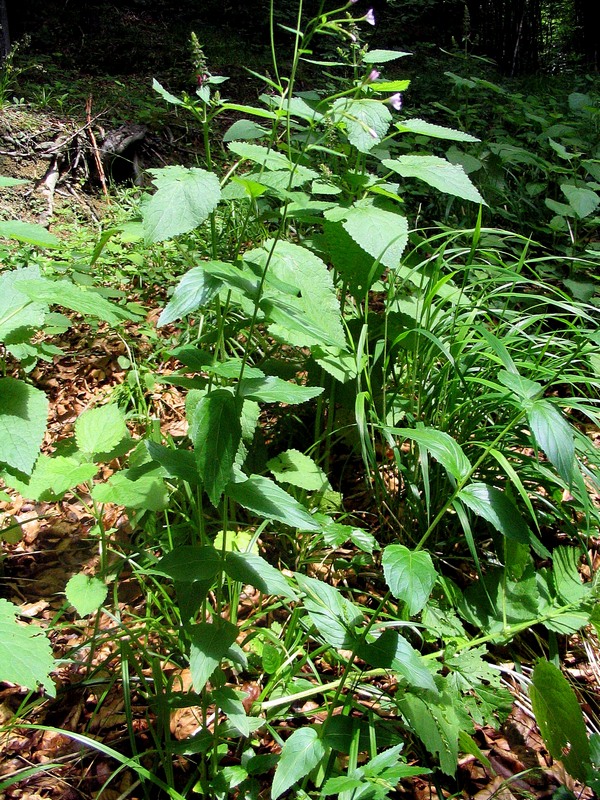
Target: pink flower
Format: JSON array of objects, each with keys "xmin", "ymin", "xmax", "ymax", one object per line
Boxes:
[
  {"xmin": 367, "ymin": 69, "xmax": 380, "ymax": 82},
  {"xmin": 389, "ymin": 93, "xmax": 402, "ymax": 110},
  {"xmin": 364, "ymin": 8, "xmax": 376, "ymax": 25}
]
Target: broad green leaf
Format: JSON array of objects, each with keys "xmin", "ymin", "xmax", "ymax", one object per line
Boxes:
[
  {"xmin": 527, "ymin": 400, "xmax": 575, "ymax": 486},
  {"xmin": 331, "ymin": 98, "xmax": 392, "ymax": 152},
  {"xmin": 322, "ymin": 221, "xmax": 382, "ymax": 298},
  {"xmin": 226, "ymin": 475, "xmax": 319, "ymax": 530},
  {"xmin": 0, "ymin": 598, "xmax": 55, "ymax": 696},
  {"xmin": 296, "ymin": 572, "xmax": 363, "ymax": 648},
  {"xmin": 498, "ymin": 369, "xmax": 541, "ymax": 401},
  {"xmin": 239, "ymin": 376, "xmax": 323, "ymax": 405},
  {"xmin": 267, "ymin": 449, "xmax": 329, "ymax": 491},
  {"xmin": 142, "ymin": 166, "xmax": 221, "ymax": 243},
  {"xmin": 158, "ymin": 265, "xmax": 223, "ymax": 326},
  {"xmin": 75, "ymin": 404, "xmax": 128, "ymax": 456},
  {"xmin": 152, "ymin": 78, "xmax": 184, "ymax": 106},
  {"xmin": 561, "ymin": 184, "xmax": 600, "ymax": 219},
  {"xmin": 382, "ymin": 545, "xmax": 437, "ymax": 616},
  {"xmin": 223, "ymin": 119, "xmax": 269, "ymax": 142},
  {"xmin": 458, "ymin": 483, "xmax": 531, "ymax": 544},
  {"xmin": 146, "ymin": 441, "xmax": 199, "ymax": 485},
  {"xmin": 530, "ymin": 659, "xmax": 590, "ymax": 781},
  {"xmin": 393, "ymin": 427, "xmax": 471, "ymax": 481},
  {"xmin": 157, "ymin": 545, "xmax": 222, "ymax": 583},
  {"xmin": 362, "ymin": 49, "xmax": 411, "ymax": 63},
  {"xmin": 326, "ymin": 200, "xmax": 408, "ymax": 270},
  {"xmin": 398, "ymin": 691, "xmax": 463, "ymax": 775},
  {"xmin": 0, "ymin": 176, "xmax": 28, "ymax": 187},
  {"xmin": 227, "ymin": 141, "xmax": 291, "ymax": 170},
  {"xmin": 92, "ymin": 472, "xmax": 168, "ymax": 511},
  {"xmin": 4, "ymin": 455, "xmax": 97, "ymax": 500},
  {"xmin": 16, "ymin": 278, "xmax": 132, "ymax": 324},
  {"xmin": 368, "ymin": 80, "xmax": 412, "ymax": 92},
  {"xmin": 224, "ymin": 552, "xmax": 297, "ymax": 599},
  {"xmin": 383, "ymin": 155, "xmax": 486, "ymax": 204},
  {"xmin": 189, "ymin": 389, "xmax": 242, "ymax": 506},
  {"xmin": 0, "ymin": 378, "xmax": 48, "ymax": 475},
  {"xmin": 188, "ymin": 620, "xmax": 238, "ymax": 691},
  {"xmin": 0, "ymin": 265, "xmax": 47, "ymax": 340},
  {"xmin": 395, "ymin": 118, "xmax": 479, "ymax": 142},
  {"xmin": 356, "ymin": 629, "xmax": 437, "ymax": 692},
  {"xmin": 552, "ymin": 547, "xmax": 588, "ymax": 604},
  {"xmin": 65, "ymin": 574, "xmax": 108, "ymax": 616},
  {"xmin": 272, "ymin": 726, "xmax": 325, "ymax": 799},
  {"xmin": 0, "ymin": 220, "xmax": 60, "ymax": 248}
]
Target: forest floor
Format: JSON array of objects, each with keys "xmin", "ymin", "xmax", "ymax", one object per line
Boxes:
[{"xmin": 1, "ymin": 80, "xmax": 599, "ymax": 800}]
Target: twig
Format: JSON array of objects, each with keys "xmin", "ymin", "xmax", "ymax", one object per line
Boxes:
[{"xmin": 85, "ymin": 95, "xmax": 109, "ymax": 202}]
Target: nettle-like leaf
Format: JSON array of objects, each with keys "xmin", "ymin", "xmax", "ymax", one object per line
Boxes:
[
  {"xmin": 530, "ymin": 659, "xmax": 590, "ymax": 782},
  {"xmin": 332, "ymin": 98, "xmax": 392, "ymax": 152},
  {"xmin": 0, "ymin": 378, "xmax": 48, "ymax": 475},
  {"xmin": 394, "ymin": 427, "xmax": 472, "ymax": 482},
  {"xmin": 561, "ymin": 184, "xmax": 600, "ymax": 218},
  {"xmin": 224, "ymin": 552, "xmax": 297, "ymax": 600},
  {"xmin": 142, "ymin": 166, "xmax": 221, "ymax": 243},
  {"xmin": 227, "ymin": 141, "xmax": 291, "ymax": 170},
  {"xmin": 157, "ymin": 545, "xmax": 223, "ymax": 583},
  {"xmin": 189, "ymin": 389, "xmax": 242, "ymax": 507},
  {"xmin": 16, "ymin": 278, "xmax": 133, "ymax": 325},
  {"xmin": 0, "ymin": 598, "xmax": 55, "ymax": 696},
  {"xmin": 75, "ymin": 404, "xmax": 128, "ymax": 457},
  {"xmin": 272, "ymin": 726, "xmax": 326, "ymax": 800},
  {"xmin": 0, "ymin": 265, "xmax": 47, "ymax": 340},
  {"xmin": 158, "ymin": 265, "xmax": 223, "ymax": 326},
  {"xmin": 226, "ymin": 474, "xmax": 319, "ymax": 531},
  {"xmin": 395, "ymin": 118, "xmax": 479, "ymax": 142},
  {"xmin": 267, "ymin": 449, "xmax": 329, "ymax": 492},
  {"xmin": 362, "ymin": 49, "xmax": 411, "ymax": 63},
  {"xmin": 457, "ymin": 483, "xmax": 531, "ymax": 544},
  {"xmin": 0, "ymin": 220, "xmax": 60, "ymax": 248},
  {"xmin": 92, "ymin": 472, "xmax": 168, "ymax": 511},
  {"xmin": 527, "ymin": 400, "xmax": 575, "ymax": 486},
  {"xmin": 238, "ymin": 376, "xmax": 323, "ymax": 405},
  {"xmin": 296, "ymin": 572, "xmax": 364, "ymax": 648},
  {"xmin": 383, "ymin": 545, "xmax": 438, "ymax": 616},
  {"xmin": 188, "ymin": 619, "xmax": 238, "ymax": 692},
  {"xmin": 356, "ymin": 628, "xmax": 437, "ymax": 692},
  {"xmin": 325, "ymin": 200, "xmax": 409, "ymax": 270},
  {"xmin": 383, "ymin": 155, "xmax": 486, "ymax": 204},
  {"xmin": 65, "ymin": 573, "xmax": 108, "ymax": 617},
  {"xmin": 152, "ymin": 78, "xmax": 184, "ymax": 106},
  {"xmin": 4, "ymin": 454, "xmax": 97, "ymax": 501},
  {"xmin": 223, "ymin": 119, "xmax": 270, "ymax": 142}
]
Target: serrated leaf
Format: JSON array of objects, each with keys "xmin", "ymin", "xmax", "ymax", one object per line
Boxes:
[
  {"xmin": 92, "ymin": 472, "xmax": 168, "ymax": 511},
  {"xmin": 189, "ymin": 389, "xmax": 242, "ymax": 506},
  {"xmin": 397, "ymin": 691, "xmax": 462, "ymax": 775},
  {"xmin": 0, "ymin": 378, "xmax": 48, "ymax": 475},
  {"xmin": 272, "ymin": 727, "xmax": 325, "ymax": 799},
  {"xmin": 0, "ymin": 598, "xmax": 55, "ymax": 696},
  {"xmin": 142, "ymin": 166, "xmax": 221, "ymax": 243},
  {"xmin": 383, "ymin": 544, "xmax": 437, "ymax": 615},
  {"xmin": 16, "ymin": 278, "xmax": 132, "ymax": 324},
  {"xmin": 393, "ymin": 427, "xmax": 471, "ymax": 481},
  {"xmin": 189, "ymin": 620, "xmax": 238, "ymax": 692},
  {"xmin": 363, "ymin": 49, "xmax": 412, "ymax": 63},
  {"xmin": 0, "ymin": 220, "xmax": 60, "ymax": 248},
  {"xmin": 527, "ymin": 400, "xmax": 575, "ymax": 486},
  {"xmin": 296, "ymin": 572, "xmax": 363, "ymax": 648},
  {"xmin": 224, "ymin": 552, "xmax": 297, "ymax": 599},
  {"xmin": 65, "ymin": 573, "xmax": 108, "ymax": 616},
  {"xmin": 552, "ymin": 547, "xmax": 588, "ymax": 604},
  {"xmin": 157, "ymin": 545, "xmax": 223, "ymax": 582},
  {"xmin": 223, "ymin": 119, "xmax": 269, "ymax": 142},
  {"xmin": 383, "ymin": 155, "xmax": 486, "ymax": 204},
  {"xmin": 530, "ymin": 659, "xmax": 590, "ymax": 781},
  {"xmin": 75, "ymin": 404, "xmax": 128, "ymax": 456},
  {"xmin": 329, "ymin": 201, "xmax": 408, "ymax": 269},
  {"xmin": 356, "ymin": 629, "xmax": 437, "ymax": 691},
  {"xmin": 0, "ymin": 265, "xmax": 47, "ymax": 340},
  {"xmin": 332, "ymin": 98, "xmax": 392, "ymax": 152},
  {"xmin": 4, "ymin": 454, "xmax": 97, "ymax": 501},
  {"xmin": 267, "ymin": 449, "xmax": 328, "ymax": 491},
  {"xmin": 395, "ymin": 118, "xmax": 479, "ymax": 142},
  {"xmin": 561, "ymin": 184, "xmax": 599, "ymax": 218},
  {"xmin": 152, "ymin": 78, "xmax": 184, "ymax": 106},
  {"xmin": 458, "ymin": 483, "xmax": 531, "ymax": 543},
  {"xmin": 239, "ymin": 376, "xmax": 323, "ymax": 405},
  {"xmin": 226, "ymin": 474, "xmax": 319, "ymax": 530},
  {"xmin": 227, "ymin": 141, "xmax": 291, "ymax": 170},
  {"xmin": 158, "ymin": 265, "xmax": 223, "ymax": 326}
]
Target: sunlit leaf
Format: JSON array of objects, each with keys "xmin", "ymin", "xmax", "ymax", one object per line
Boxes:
[
  {"xmin": 383, "ymin": 155, "xmax": 486, "ymax": 204},
  {"xmin": 0, "ymin": 598, "xmax": 55, "ymax": 696},
  {"xmin": 382, "ymin": 545, "xmax": 437, "ymax": 616},
  {"xmin": 272, "ymin": 727, "xmax": 326, "ymax": 799}
]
